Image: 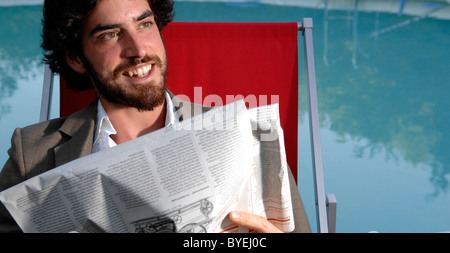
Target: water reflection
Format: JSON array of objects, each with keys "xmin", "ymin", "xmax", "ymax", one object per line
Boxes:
[
  {"xmin": 0, "ymin": 6, "xmax": 43, "ymax": 120},
  {"xmin": 323, "ymin": 0, "xmax": 371, "ymax": 70},
  {"xmin": 308, "ymin": 1, "xmax": 450, "ymax": 198}
]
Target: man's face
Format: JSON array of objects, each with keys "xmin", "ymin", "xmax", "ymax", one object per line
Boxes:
[{"xmin": 78, "ymin": 0, "xmax": 167, "ymax": 111}]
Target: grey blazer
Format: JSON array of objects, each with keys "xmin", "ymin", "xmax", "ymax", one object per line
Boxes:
[{"xmin": 0, "ymin": 91, "xmax": 310, "ymax": 233}]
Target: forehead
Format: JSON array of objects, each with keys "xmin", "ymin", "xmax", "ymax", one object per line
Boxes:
[{"xmin": 83, "ymin": 0, "xmax": 152, "ymax": 31}]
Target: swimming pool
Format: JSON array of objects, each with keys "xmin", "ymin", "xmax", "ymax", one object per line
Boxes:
[{"xmin": 0, "ymin": 0, "xmax": 449, "ymax": 233}]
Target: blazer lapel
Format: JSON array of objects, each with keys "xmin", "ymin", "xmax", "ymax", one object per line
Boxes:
[
  {"xmin": 52, "ymin": 91, "xmax": 207, "ymax": 168},
  {"xmin": 54, "ymin": 101, "xmax": 97, "ymax": 167}
]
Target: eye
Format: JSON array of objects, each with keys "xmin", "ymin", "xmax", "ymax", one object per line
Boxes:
[
  {"xmin": 101, "ymin": 31, "xmax": 119, "ymax": 40},
  {"xmin": 140, "ymin": 21, "xmax": 152, "ymax": 29}
]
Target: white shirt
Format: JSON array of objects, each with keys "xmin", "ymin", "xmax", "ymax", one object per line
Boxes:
[{"xmin": 92, "ymin": 92, "xmax": 178, "ymax": 153}]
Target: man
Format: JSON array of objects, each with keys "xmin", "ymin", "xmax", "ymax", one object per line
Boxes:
[{"xmin": 0, "ymin": 0, "xmax": 310, "ymax": 233}]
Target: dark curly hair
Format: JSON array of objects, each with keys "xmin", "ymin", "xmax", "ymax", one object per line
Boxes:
[{"xmin": 41, "ymin": 0, "xmax": 174, "ymax": 91}]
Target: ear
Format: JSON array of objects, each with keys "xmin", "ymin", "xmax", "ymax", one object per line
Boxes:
[{"xmin": 65, "ymin": 50, "xmax": 87, "ymax": 74}]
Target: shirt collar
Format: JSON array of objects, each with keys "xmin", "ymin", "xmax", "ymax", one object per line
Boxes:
[
  {"xmin": 93, "ymin": 91, "xmax": 177, "ymax": 153},
  {"xmin": 164, "ymin": 91, "xmax": 177, "ymax": 126}
]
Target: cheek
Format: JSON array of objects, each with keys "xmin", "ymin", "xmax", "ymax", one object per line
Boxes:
[
  {"xmin": 83, "ymin": 42, "xmax": 119, "ymax": 70},
  {"xmin": 147, "ymin": 29, "xmax": 166, "ymax": 57},
  {"xmin": 89, "ymin": 51, "xmax": 117, "ymax": 75}
]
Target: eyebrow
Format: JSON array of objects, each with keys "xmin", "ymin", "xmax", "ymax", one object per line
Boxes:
[
  {"xmin": 88, "ymin": 10, "xmax": 154, "ymax": 37},
  {"xmin": 136, "ymin": 10, "xmax": 153, "ymax": 22}
]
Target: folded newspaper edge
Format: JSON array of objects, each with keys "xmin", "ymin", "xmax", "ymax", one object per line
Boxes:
[{"xmin": 0, "ymin": 100, "xmax": 295, "ymax": 233}]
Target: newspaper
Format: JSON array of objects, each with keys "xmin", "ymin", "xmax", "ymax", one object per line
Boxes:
[{"xmin": 0, "ymin": 100, "xmax": 294, "ymax": 233}]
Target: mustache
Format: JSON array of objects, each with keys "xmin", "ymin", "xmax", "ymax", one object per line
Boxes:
[{"xmin": 113, "ymin": 54, "xmax": 164, "ymax": 77}]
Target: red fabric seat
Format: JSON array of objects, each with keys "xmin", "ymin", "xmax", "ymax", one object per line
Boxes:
[{"xmin": 60, "ymin": 22, "xmax": 299, "ymax": 180}]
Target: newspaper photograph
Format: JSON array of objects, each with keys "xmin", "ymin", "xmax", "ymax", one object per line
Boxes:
[{"xmin": 0, "ymin": 100, "xmax": 294, "ymax": 233}]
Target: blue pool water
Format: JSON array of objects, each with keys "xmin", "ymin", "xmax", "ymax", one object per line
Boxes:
[{"xmin": 0, "ymin": 1, "xmax": 449, "ymax": 233}]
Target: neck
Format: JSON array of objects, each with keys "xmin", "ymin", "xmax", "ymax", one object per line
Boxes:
[{"xmin": 100, "ymin": 98, "xmax": 166, "ymax": 145}]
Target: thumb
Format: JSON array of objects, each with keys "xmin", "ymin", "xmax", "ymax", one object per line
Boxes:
[{"xmin": 228, "ymin": 211, "xmax": 283, "ymax": 233}]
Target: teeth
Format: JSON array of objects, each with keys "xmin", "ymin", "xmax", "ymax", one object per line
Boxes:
[{"xmin": 126, "ymin": 64, "xmax": 152, "ymax": 77}]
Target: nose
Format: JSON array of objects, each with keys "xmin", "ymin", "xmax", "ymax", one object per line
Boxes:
[{"xmin": 122, "ymin": 31, "xmax": 146, "ymax": 59}]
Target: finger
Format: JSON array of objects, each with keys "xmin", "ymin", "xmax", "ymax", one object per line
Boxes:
[{"xmin": 228, "ymin": 211, "xmax": 283, "ymax": 233}]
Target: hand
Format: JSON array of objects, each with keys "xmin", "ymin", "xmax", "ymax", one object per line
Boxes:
[{"xmin": 228, "ymin": 211, "xmax": 283, "ymax": 233}]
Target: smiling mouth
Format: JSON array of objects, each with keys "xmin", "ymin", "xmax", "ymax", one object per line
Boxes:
[{"xmin": 123, "ymin": 64, "xmax": 153, "ymax": 78}]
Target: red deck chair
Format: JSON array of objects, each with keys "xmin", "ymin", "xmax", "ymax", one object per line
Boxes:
[{"xmin": 40, "ymin": 19, "xmax": 336, "ymax": 233}]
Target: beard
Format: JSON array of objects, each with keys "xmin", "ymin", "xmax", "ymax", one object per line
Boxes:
[{"xmin": 81, "ymin": 53, "xmax": 167, "ymax": 112}]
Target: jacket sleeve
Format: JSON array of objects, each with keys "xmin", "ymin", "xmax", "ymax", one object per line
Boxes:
[
  {"xmin": 287, "ymin": 167, "xmax": 311, "ymax": 233},
  {"xmin": 0, "ymin": 128, "xmax": 27, "ymax": 233}
]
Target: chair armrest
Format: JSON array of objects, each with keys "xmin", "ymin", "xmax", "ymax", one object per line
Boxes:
[{"xmin": 326, "ymin": 194, "xmax": 337, "ymax": 233}]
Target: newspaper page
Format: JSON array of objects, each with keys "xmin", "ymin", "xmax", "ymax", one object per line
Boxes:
[{"xmin": 0, "ymin": 100, "xmax": 294, "ymax": 233}]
